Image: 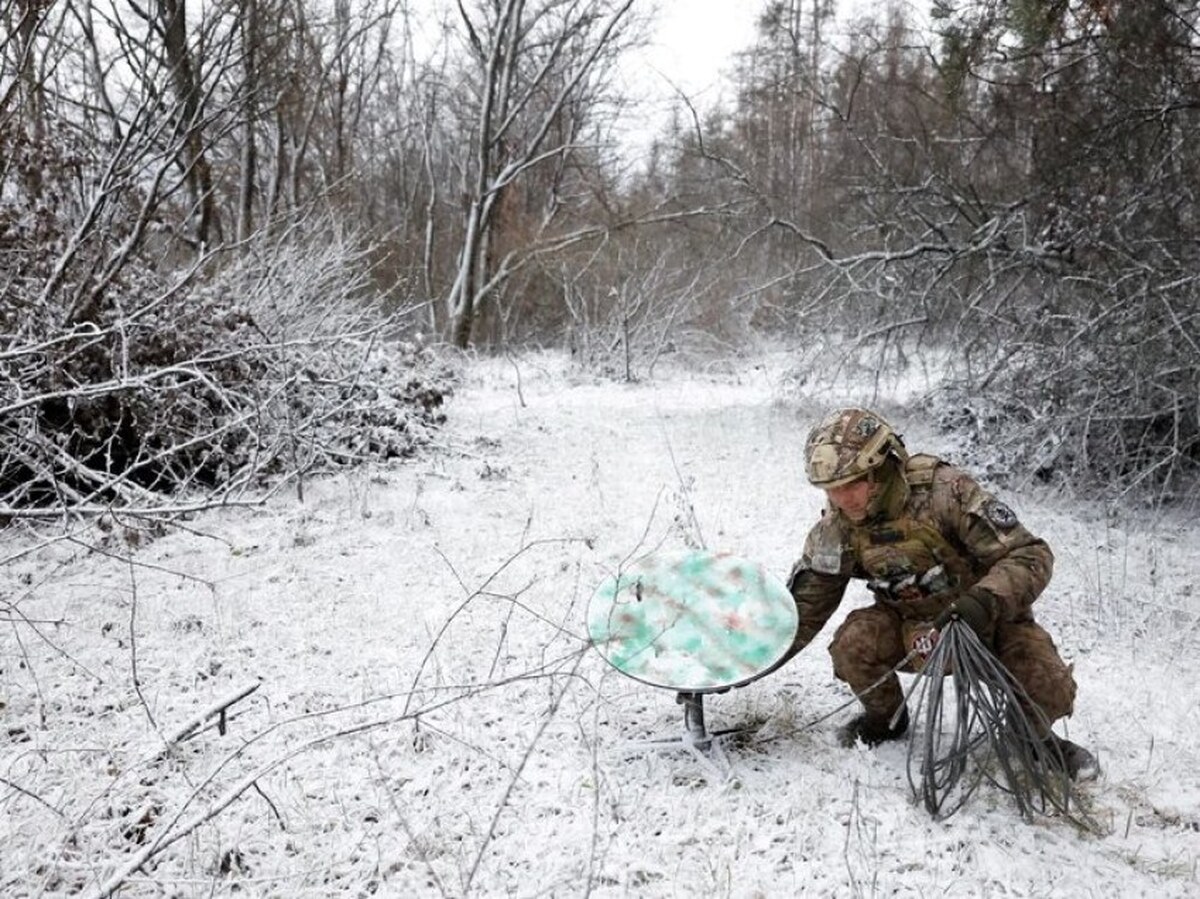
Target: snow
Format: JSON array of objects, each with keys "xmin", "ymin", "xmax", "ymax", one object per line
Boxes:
[{"xmin": 2, "ymin": 347, "xmax": 1198, "ymax": 897}]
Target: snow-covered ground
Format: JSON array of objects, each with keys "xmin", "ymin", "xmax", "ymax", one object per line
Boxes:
[{"xmin": 2, "ymin": 348, "xmax": 1198, "ymax": 897}]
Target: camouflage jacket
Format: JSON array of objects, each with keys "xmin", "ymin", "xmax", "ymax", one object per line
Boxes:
[{"xmin": 787, "ymin": 454, "xmax": 1053, "ymax": 652}]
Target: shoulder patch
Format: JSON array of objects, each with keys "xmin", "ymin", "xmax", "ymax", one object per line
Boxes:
[
  {"xmin": 803, "ymin": 515, "xmax": 848, "ymax": 576},
  {"xmin": 809, "ymin": 548, "xmax": 843, "ymax": 575},
  {"xmin": 983, "ymin": 499, "xmax": 1019, "ymax": 530}
]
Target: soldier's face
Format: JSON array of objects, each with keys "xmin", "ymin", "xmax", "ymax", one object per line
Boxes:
[{"xmin": 825, "ymin": 477, "xmax": 874, "ymax": 522}]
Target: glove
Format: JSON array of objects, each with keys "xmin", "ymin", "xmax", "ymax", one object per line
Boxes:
[{"xmin": 933, "ymin": 588, "xmax": 998, "ymax": 638}]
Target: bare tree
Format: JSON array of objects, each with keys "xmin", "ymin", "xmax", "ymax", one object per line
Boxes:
[{"xmin": 445, "ymin": 0, "xmax": 636, "ymax": 348}]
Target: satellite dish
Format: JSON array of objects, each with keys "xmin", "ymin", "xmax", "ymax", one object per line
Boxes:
[{"xmin": 587, "ymin": 549, "xmax": 798, "ymax": 756}]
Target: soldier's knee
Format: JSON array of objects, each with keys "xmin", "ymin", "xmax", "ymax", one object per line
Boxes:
[
  {"xmin": 829, "ymin": 615, "xmax": 870, "ymax": 665},
  {"xmin": 998, "ymin": 624, "xmax": 1077, "ymax": 721},
  {"xmin": 1040, "ymin": 661, "xmax": 1077, "ymax": 720},
  {"xmin": 829, "ymin": 610, "xmax": 901, "ymax": 671}
]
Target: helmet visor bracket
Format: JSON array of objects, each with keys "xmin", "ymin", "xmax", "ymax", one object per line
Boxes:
[{"xmin": 804, "ymin": 408, "xmax": 902, "ymax": 487}]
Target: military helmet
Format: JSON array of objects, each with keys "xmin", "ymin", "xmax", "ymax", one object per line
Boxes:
[{"xmin": 804, "ymin": 408, "xmax": 906, "ymax": 488}]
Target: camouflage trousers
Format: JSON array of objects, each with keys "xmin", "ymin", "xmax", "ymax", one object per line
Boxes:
[{"xmin": 828, "ymin": 603, "xmax": 1077, "ymax": 735}]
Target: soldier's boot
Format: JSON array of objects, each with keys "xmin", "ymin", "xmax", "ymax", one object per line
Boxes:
[
  {"xmin": 838, "ymin": 706, "xmax": 909, "ymax": 748},
  {"xmin": 1039, "ymin": 733, "xmax": 1100, "ymax": 782}
]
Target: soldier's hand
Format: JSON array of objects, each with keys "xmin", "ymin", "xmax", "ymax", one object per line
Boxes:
[{"xmin": 933, "ymin": 588, "xmax": 998, "ymax": 638}]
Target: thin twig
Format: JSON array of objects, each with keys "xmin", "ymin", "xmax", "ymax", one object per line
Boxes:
[
  {"xmin": 127, "ymin": 555, "xmax": 157, "ymax": 732},
  {"xmin": 0, "ymin": 775, "xmax": 66, "ymax": 819},
  {"xmin": 463, "ymin": 648, "xmax": 587, "ymax": 895},
  {"xmin": 403, "ymin": 537, "xmax": 587, "ymax": 717}
]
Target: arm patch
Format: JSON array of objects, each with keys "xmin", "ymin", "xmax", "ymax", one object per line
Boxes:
[
  {"xmin": 983, "ymin": 500, "xmax": 1019, "ymax": 530},
  {"xmin": 809, "ymin": 548, "xmax": 843, "ymax": 575},
  {"xmin": 797, "ymin": 516, "xmax": 849, "ymax": 577}
]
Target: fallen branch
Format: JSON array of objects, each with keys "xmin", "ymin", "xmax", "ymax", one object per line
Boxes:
[{"xmin": 154, "ymin": 680, "xmax": 263, "ymax": 758}]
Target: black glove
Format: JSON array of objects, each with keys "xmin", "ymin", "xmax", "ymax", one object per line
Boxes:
[{"xmin": 933, "ymin": 588, "xmax": 998, "ymax": 638}]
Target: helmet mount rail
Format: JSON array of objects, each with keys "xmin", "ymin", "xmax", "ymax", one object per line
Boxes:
[{"xmin": 805, "ymin": 408, "xmax": 907, "ymax": 489}]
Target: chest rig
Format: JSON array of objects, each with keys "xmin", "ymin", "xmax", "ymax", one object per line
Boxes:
[{"xmin": 846, "ymin": 456, "xmax": 983, "ymax": 616}]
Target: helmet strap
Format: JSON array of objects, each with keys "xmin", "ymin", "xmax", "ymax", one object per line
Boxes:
[{"xmin": 866, "ymin": 455, "xmax": 910, "ymax": 521}]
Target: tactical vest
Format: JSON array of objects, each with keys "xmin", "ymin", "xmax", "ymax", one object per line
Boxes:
[{"xmin": 846, "ymin": 455, "xmax": 985, "ymax": 613}]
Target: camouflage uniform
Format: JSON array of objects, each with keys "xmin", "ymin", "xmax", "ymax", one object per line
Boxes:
[{"xmin": 789, "ymin": 441, "xmax": 1077, "ymax": 736}]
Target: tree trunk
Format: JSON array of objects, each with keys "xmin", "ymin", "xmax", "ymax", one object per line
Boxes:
[{"xmin": 160, "ymin": 0, "xmax": 221, "ymax": 248}]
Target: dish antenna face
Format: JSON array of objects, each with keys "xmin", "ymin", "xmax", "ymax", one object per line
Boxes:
[{"xmin": 588, "ymin": 550, "xmax": 798, "ymax": 758}]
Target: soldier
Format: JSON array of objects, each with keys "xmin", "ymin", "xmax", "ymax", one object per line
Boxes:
[{"xmin": 785, "ymin": 407, "xmax": 1098, "ymax": 780}]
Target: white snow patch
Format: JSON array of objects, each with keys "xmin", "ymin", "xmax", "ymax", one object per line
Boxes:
[{"xmin": 2, "ymin": 348, "xmax": 1197, "ymax": 896}]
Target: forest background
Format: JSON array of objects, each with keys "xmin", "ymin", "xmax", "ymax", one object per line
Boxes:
[{"xmin": 3, "ymin": 0, "xmax": 1199, "ymax": 517}]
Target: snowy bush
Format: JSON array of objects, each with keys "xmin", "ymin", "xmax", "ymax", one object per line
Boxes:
[
  {"xmin": 924, "ymin": 283, "xmax": 1200, "ymax": 504},
  {"xmin": 0, "ymin": 184, "xmax": 454, "ymax": 517}
]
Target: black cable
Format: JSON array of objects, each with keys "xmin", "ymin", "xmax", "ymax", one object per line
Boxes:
[{"xmin": 905, "ymin": 619, "xmax": 1099, "ymax": 831}]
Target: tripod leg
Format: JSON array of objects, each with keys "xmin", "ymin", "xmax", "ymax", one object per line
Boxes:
[{"xmin": 678, "ymin": 692, "xmax": 711, "ymax": 749}]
